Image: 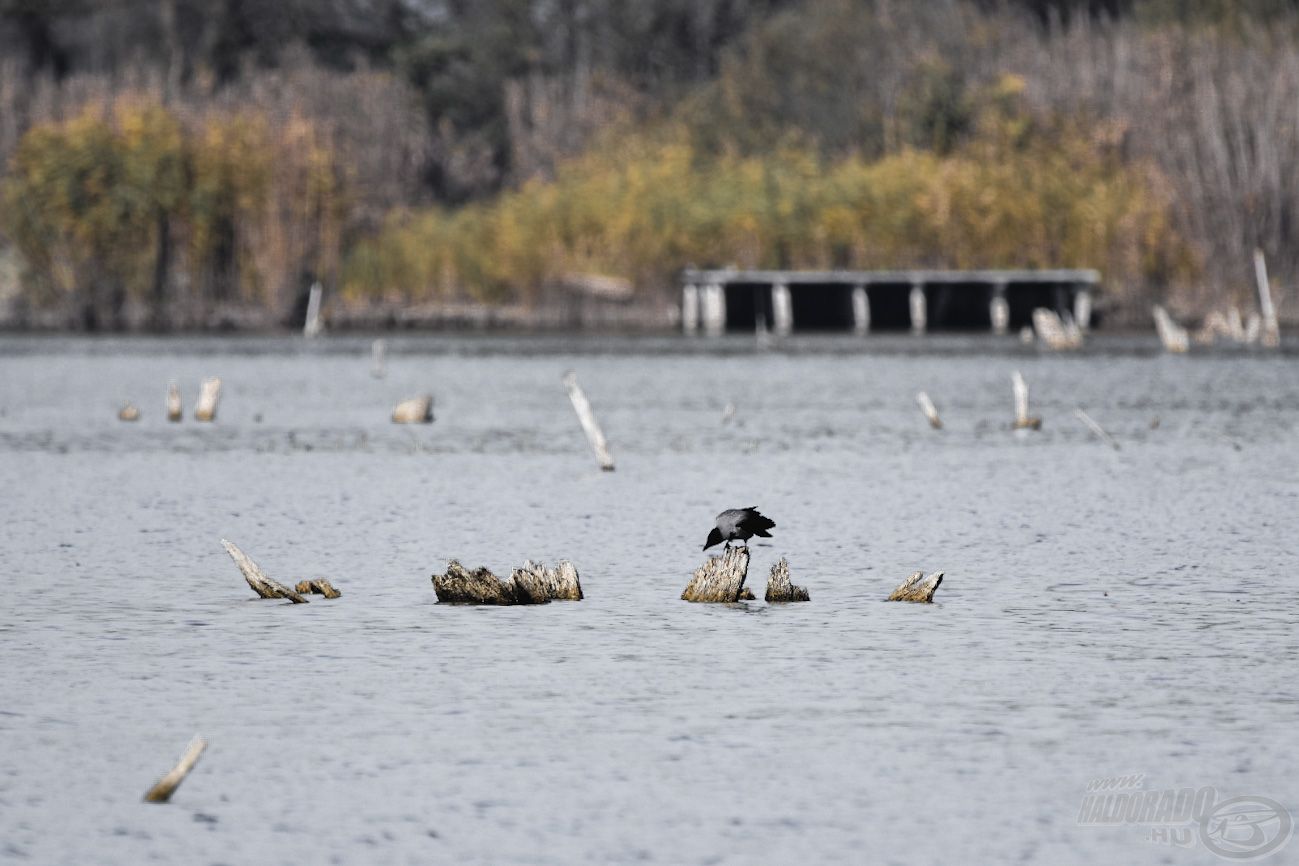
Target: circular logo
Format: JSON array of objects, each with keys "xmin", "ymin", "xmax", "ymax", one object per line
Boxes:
[{"xmin": 1199, "ymin": 795, "xmax": 1293, "ymax": 860}]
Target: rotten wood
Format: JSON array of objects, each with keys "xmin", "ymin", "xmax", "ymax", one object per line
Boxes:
[
  {"xmin": 1011, "ymin": 370, "xmax": 1042, "ymax": 431},
  {"xmin": 143, "ymin": 736, "xmax": 207, "ymax": 803},
  {"xmin": 294, "ymin": 579, "xmax": 341, "ymax": 599},
  {"xmin": 681, "ymin": 546, "xmax": 750, "ymax": 603},
  {"xmin": 764, "ymin": 557, "xmax": 809, "ymax": 602},
  {"xmin": 511, "ymin": 560, "xmax": 583, "ymax": 601},
  {"xmin": 391, "ymin": 395, "xmax": 433, "ymax": 424},
  {"xmin": 166, "ymin": 382, "xmax": 182, "ymax": 422},
  {"xmin": 118, "ymin": 403, "xmax": 140, "ymax": 422},
  {"xmin": 1074, "ymin": 408, "xmax": 1120, "ymax": 451},
  {"xmin": 432, "ymin": 559, "xmax": 583, "ymax": 604},
  {"xmin": 1152, "ymin": 305, "xmax": 1189, "ymax": 354},
  {"xmin": 563, "ymin": 371, "xmax": 615, "ymax": 471},
  {"xmin": 887, "ymin": 570, "xmax": 944, "ymax": 603},
  {"xmin": 1032, "ymin": 308, "xmax": 1082, "ymax": 350},
  {"xmin": 221, "ymin": 539, "xmax": 309, "ymax": 603},
  {"xmin": 194, "ymin": 377, "xmax": 221, "ymax": 422}
]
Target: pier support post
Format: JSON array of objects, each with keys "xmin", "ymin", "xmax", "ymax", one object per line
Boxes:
[
  {"xmin": 702, "ymin": 282, "xmax": 726, "ymax": 337},
  {"xmin": 771, "ymin": 281, "xmax": 793, "ymax": 337},
  {"xmin": 909, "ymin": 282, "xmax": 927, "ymax": 335},
  {"xmin": 851, "ymin": 283, "xmax": 870, "ymax": 335},
  {"xmin": 682, "ymin": 284, "xmax": 700, "ymax": 335},
  {"xmin": 990, "ymin": 281, "xmax": 1009, "ymax": 335},
  {"xmin": 1073, "ymin": 287, "xmax": 1093, "ymax": 332}
]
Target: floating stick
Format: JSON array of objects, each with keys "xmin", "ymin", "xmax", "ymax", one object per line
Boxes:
[
  {"xmin": 221, "ymin": 539, "xmax": 308, "ymax": 603},
  {"xmin": 916, "ymin": 391, "xmax": 942, "ymax": 429},
  {"xmin": 1074, "ymin": 408, "xmax": 1120, "ymax": 451},
  {"xmin": 563, "ymin": 371, "xmax": 614, "ymax": 471},
  {"xmin": 143, "ymin": 736, "xmax": 207, "ymax": 803}
]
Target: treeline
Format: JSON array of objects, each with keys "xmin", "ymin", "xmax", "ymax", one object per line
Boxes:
[{"xmin": 1, "ymin": 0, "xmax": 1297, "ymax": 328}]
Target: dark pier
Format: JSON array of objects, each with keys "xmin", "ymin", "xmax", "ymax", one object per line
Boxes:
[{"xmin": 681, "ymin": 269, "xmax": 1100, "ymax": 336}]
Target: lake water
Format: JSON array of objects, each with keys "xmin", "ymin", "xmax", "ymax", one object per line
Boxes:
[{"xmin": 1, "ymin": 333, "xmax": 1296, "ymax": 865}]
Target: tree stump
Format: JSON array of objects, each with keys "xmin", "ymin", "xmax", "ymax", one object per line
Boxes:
[
  {"xmin": 221, "ymin": 539, "xmax": 309, "ymax": 603},
  {"xmin": 887, "ymin": 571, "xmax": 944, "ymax": 603},
  {"xmin": 166, "ymin": 382, "xmax": 182, "ymax": 422},
  {"xmin": 143, "ymin": 736, "xmax": 207, "ymax": 803},
  {"xmin": 432, "ymin": 559, "xmax": 584, "ymax": 604},
  {"xmin": 194, "ymin": 377, "xmax": 221, "ymax": 422},
  {"xmin": 682, "ymin": 546, "xmax": 750, "ymax": 602},
  {"xmin": 511, "ymin": 560, "xmax": 583, "ymax": 601},
  {"xmin": 764, "ymin": 557, "xmax": 809, "ymax": 602},
  {"xmin": 118, "ymin": 403, "xmax": 140, "ymax": 421},
  {"xmin": 392, "ymin": 395, "xmax": 433, "ymax": 424},
  {"xmin": 294, "ymin": 579, "xmax": 341, "ymax": 599}
]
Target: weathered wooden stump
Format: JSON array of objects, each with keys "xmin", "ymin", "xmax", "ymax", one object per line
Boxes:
[
  {"xmin": 682, "ymin": 546, "xmax": 750, "ymax": 602},
  {"xmin": 143, "ymin": 736, "xmax": 207, "ymax": 803},
  {"xmin": 1011, "ymin": 370, "xmax": 1042, "ymax": 431},
  {"xmin": 887, "ymin": 570, "xmax": 944, "ymax": 603},
  {"xmin": 221, "ymin": 539, "xmax": 309, "ymax": 603},
  {"xmin": 764, "ymin": 557, "xmax": 809, "ymax": 602},
  {"xmin": 195, "ymin": 377, "xmax": 221, "ymax": 422},
  {"xmin": 118, "ymin": 403, "xmax": 140, "ymax": 421},
  {"xmin": 166, "ymin": 382, "xmax": 182, "ymax": 422},
  {"xmin": 432, "ymin": 559, "xmax": 583, "ymax": 604},
  {"xmin": 294, "ymin": 579, "xmax": 341, "ymax": 599},
  {"xmin": 392, "ymin": 395, "xmax": 433, "ymax": 424},
  {"xmin": 511, "ymin": 560, "xmax": 583, "ymax": 601}
]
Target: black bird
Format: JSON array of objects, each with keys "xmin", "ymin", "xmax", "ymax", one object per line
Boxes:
[{"xmin": 703, "ymin": 507, "xmax": 776, "ymax": 551}]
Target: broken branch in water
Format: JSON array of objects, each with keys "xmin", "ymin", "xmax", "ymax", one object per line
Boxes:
[
  {"xmin": 916, "ymin": 391, "xmax": 942, "ymax": 430},
  {"xmin": 221, "ymin": 539, "xmax": 309, "ymax": 603},
  {"xmin": 765, "ymin": 557, "xmax": 809, "ymax": 602},
  {"xmin": 887, "ymin": 571, "xmax": 944, "ymax": 603},
  {"xmin": 563, "ymin": 371, "xmax": 615, "ymax": 471},
  {"xmin": 1074, "ymin": 408, "xmax": 1120, "ymax": 451},
  {"xmin": 1011, "ymin": 371, "xmax": 1042, "ymax": 431},
  {"xmin": 143, "ymin": 736, "xmax": 207, "ymax": 803},
  {"xmin": 1152, "ymin": 305, "xmax": 1189, "ymax": 354},
  {"xmin": 294, "ymin": 579, "xmax": 342, "ymax": 599}
]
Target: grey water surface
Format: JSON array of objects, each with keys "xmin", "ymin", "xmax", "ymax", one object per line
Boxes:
[{"xmin": 1, "ymin": 334, "xmax": 1296, "ymax": 865}]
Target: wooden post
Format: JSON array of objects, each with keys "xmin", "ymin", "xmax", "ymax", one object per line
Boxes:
[
  {"xmin": 851, "ymin": 283, "xmax": 870, "ymax": 335},
  {"xmin": 143, "ymin": 736, "xmax": 207, "ymax": 803},
  {"xmin": 194, "ymin": 377, "xmax": 221, "ymax": 422},
  {"xmin": 1012, "ymin": 370, "xmax": 1042, "ymax": 431},
  {"xmin": 303, "ymin": 281, "xmax": 323, "ymax": 338},
  {"xmin": 221, "ymin": 539, "xmax": 309, "ymax": 603},
  {"xmin": 916, "ymin": 391, "xmax": 942, "ymax": 429},
  {"xmin": 118, "ymin": 403, "xmax": 140, "ymax": 422},
  {"xmin": 682, "ymin": 546, "xmax": 750, "ymax": 602},
  {"xmin": 166, "ymin": 382, "xmax": 182, "ymax": 422},
  {"xmin": 1074, "ymin": 408, "xmax": 1120, "ymax": 451},
  {"xmin": 990, "ymin": 281, "xmax": 1009, "ymax": 335},
  {"xmin": 391, "ymin": 395, "xmax": 433, "ymax": 424},
  {"xmin": 909, "ymin": 282, "xmax": 927, "ymax": 335},
  {"xmin": 1254, "ymin": 249, "xmax": 1281, "ymax": 348},
  {"xmin": 764, "ymin": 557, "xmax": 809, "ymax": 602},
  {"xmin": 370, "ymin": 338, "xmax": 387, "ymax": 379},
  {"xmin": 563, "ymin": 371, "xmax": 614, "ymax": 471},
  {"xmin": 682, "ymin": 284, "xmax": 700, "ymax": 335},
  {"xmin": 1152, "ymin": 305, "xmax": 1190, "ymax": 353},
  {"xmin": 887, "ymin": 571, "xmax": 943, "ymax": 603},
  {"xmin": 702, "ymin": 283, "xmax": 726, "ymax": 337},
  {"xmin": 771, "ymin": 281, "xmax": 793, "ymax": 337}
]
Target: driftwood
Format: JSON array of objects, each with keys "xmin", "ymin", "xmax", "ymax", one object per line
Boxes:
[
  {"xmin": 916, "ymin": 391, "xmax": 942, "ymax": 429},
  {"xmin": 764, "ymin": 557, "xmax": 809, "ymax": 602},
  {"xmin": 432, "ymin": 559, "xmax": 583, "ymax": 604},
  {"xmin": 1152, "ymin": 306, "xmax": 1190, "ymax": 353},
  {"xmin": 682, "ymin": 546, "xmax": 750, "ymax": 602},
  {"xmin": 1074, "ymin": 408, "xmax": 1120, "ymax": 451},
  {"xmin": 392, "ymin": 395, "xmax": 433, "ymax": 424},
  {"xmin": 887, "ymin": 571, "xmax": 944, "ymax": 603},
  {"xmin": 221, "ymin": 539, "xmax": 309, "ymax": 603},
  {"xmin": 118, "ymin": 403, "xmax": 140, "ymax": 421},
  {"xmin": 303, "ymin": 281, "xmax": 324, "ymax": 338},
  {"xmin": 1254, "ymin": 249, "xmax": 1281, "ymax": 348},
  {"xmin": 143, "ymin": 736, "xmax": 207, "ymax": 803},
  {"xmin": 294, "ymin": 579, "xmax": 341, "ymax": 599},
  {"xmin": 194, "ymin": 377, "xmax": 221, "ymax": 422},
  {"xmin": 166, "ymin": 382, "xmax": 182, "ymax": 422},
  {"xmin": 563, "ymin": 371, "xmax": 615, "ymax": 471},
  {"xmin": 1011, "ymin": 371, "xmax": 1042, "ymax": 431}
]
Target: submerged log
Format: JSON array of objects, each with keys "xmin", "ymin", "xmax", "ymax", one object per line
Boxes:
[
  {"xmin": 118, "ymin": 403, "xmax": 140, "ymax": 421},
  {"xmin": 221, "ymin": 539, "xmax": 309, "ymax": 603},
  {"xmin": 194, "ymin": 377, "xmax": 221, "ymax": 422},
  {"xmin": 511, "ymin": 560, "xmax": 583, "ymax": 601},
  {"xmin": 166, "ymin": 382, "xmax": 182, "ymax": 422},
  {"xmin": 294, "ymin": 579, "xmax": 341, "ymax": 599},
  {"xmin": 143, "ymin": 736, "xmax": 207, "ymax": 803},
  {"xmin": 432, "ymin": 559, "xmax": 584, "ymax": 604},
  {"xmin": 392, "ymin": 395, "xmax": 433, "ymax": 424},
  {"xmin": 563, "ymin": 371, "xmax": 615, "ymax": 471},
  {"xmin": 764, "ymin": 557, "xmax": 809, "ymax": 602},
  {"xmin": 887, "ymin": 570, "xmax": 944, "ymax": 603},
  {"xmin": 682, "ymin": 546, "xmax": 750, "ymax": 603}
]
